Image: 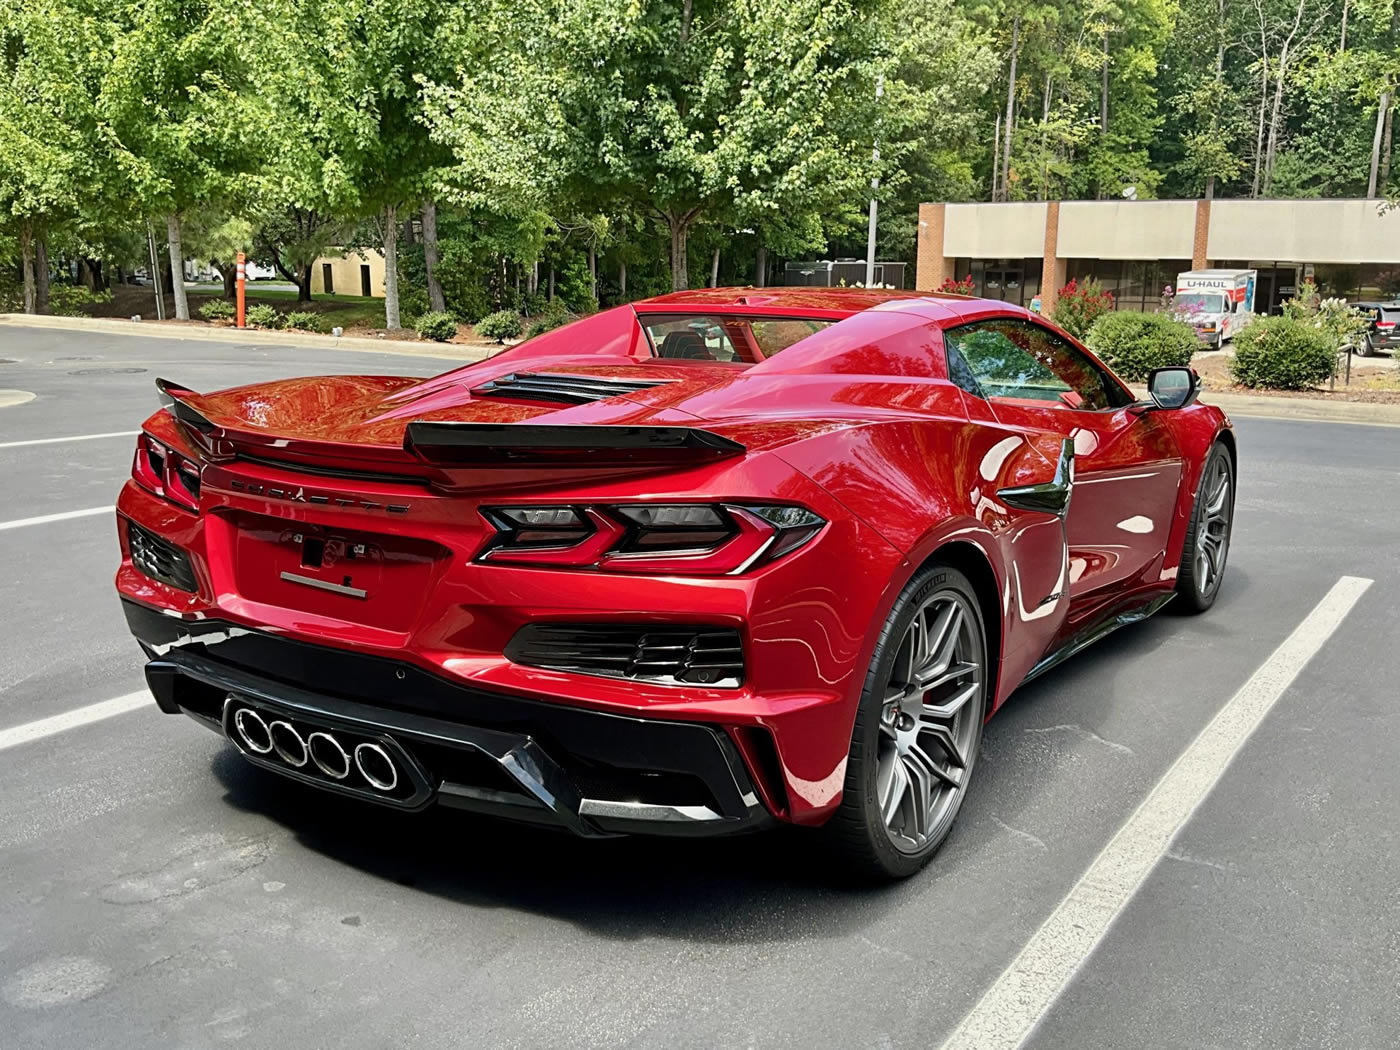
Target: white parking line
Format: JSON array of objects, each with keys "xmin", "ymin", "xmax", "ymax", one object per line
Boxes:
[
  {"xmin": 0, "ymin": 506, "xmax": 113, "ymax": 531},
  {"xmin": 0, "ymin": 430, "xmax": 138, "ymax": 449},
  {"xmin": 0, "ymin": 691, "xmax": 152, "ymax": 753},
  {"xmin": 939, "ymin": 574, "xmax": 1373, "ymax": 1050}
]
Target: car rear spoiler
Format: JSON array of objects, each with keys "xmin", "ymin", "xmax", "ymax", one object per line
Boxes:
[
  {"xmin": 403, "ymin": 421, "xmax": 746, "ymax": 466},
  {"xmin": 156, "ymin": 377, "xmax": 218, "ymax": 435}
]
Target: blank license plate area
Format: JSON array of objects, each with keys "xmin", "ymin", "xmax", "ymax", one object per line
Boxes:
[{"xmin": 228, "ymin": 511, "xmax": 449, "ymax": 631}]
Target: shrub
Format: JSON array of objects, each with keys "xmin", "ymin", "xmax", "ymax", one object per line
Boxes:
[
  {"xmin": 282, "ymin": 310, "xmax": 327, "ymax": 333},
  {"xmin": 1229, "ymin": 317, "xmax": 1335, "ymax": 390},
  {"xmin": 415, "ymin": 311, "xmax": 458, "ymax": 342},
  {"xmin": 1051, "ymin": 277, "xmax": 1115, "ymax": 339},
  {"xmin": 937, "ymin": 275, "xmax": 976, "ymax": 295},
  {"xmin": 245, "ymin": 303, "xmax": 280, "ymax": 329},
  {"xmin": 476, "ymin": 309, "xmax": 523, "ymax": 343},
  {"xmin": 1086, "ymin": 311, "xmax": 1199, "ymax": 382},
  {"xmin": 48, "ymin": 286, "xmax": 112, "ymax": 317},
  {"xmin": 526, "ymin": 306, "xmax": 574, "ymax": 338},
  {"xmin": 399, "ymin": 288, "xmax": 430, "ymax": 325},
  {"xmin": 198, "ymin": 299, "xmax": 235, "ymax": 321}
]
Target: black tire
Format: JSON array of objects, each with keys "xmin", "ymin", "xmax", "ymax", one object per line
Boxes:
[
  {"xmin": 1173, "ymin": 442, "xmax": 1234, "ymax": 614},
  {"xmin": 1355, "ymin": 335, "xmax": 1375, "ymax": 357},
  {"xmin": 822, "ymin": 564, "xmax": 988, "ymax": 880}
]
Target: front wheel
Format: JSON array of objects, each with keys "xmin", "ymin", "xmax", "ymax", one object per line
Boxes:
[
  {"xmin": 1174, "ymin": 442, "xmax": 1235, "ymax": 613},
  {"xmin": 823, "ymin": 565, "xmax": 988, "ymax": 880}
]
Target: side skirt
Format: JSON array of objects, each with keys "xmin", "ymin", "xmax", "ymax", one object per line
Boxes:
[{"xmin": 1021, "ymin": 591, "xmax": 1176, "ymax": 686}]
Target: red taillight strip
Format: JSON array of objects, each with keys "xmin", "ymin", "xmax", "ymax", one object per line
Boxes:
[
  {"xmin": 130, "ymin": 432, "xmax": 201, "ymax": 512},
  {"xmin": 480, "ymin": 508, "xmax": 626, "ymax": 566},
  {"xmin": 598, "ymin": 507, "xmax": 774, "ymax": 575}
]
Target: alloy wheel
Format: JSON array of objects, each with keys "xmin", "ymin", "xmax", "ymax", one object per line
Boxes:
[
  {"xmin": 1195, "ymin": 455, "xmax": 1233, "ymax": 595},
  {"xmin": 875, "ymin": 592, "xmax": 983, "ymax": 854}
]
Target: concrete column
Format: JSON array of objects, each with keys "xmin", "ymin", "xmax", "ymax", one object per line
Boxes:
[
  {"xmin": 1192, "ymin": 199, "xmax": 1211, "ymax": 270},
  {"xmin": 1039, "ymin": 201, "xmax": 1066, "ymax": 315},
  {"xmin": 915, "ymin": 203, "xmax": 952, "ymax": 291}
]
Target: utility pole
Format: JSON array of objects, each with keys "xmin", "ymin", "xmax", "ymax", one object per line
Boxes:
[
  {"xmin": 146, "ymin": 220, "xmax": 166, "ymax": 321},
  {"xmin": 865, "ymin": 74, "xmax": 884, "ymax": 288}
]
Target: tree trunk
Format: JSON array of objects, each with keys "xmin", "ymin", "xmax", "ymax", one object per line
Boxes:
[
  {"xmin": 77, "ymin": 258, "xmax": 92, "ymax": 292},
  {"xmin": 1369, "ymin": 90, "xmax": 1391, "ymax": 197},
  {"xmin": 1382, "ymin": 98, "xmax": 1394, "ymax": 188},
  {"xmin": 20, "ymin": 222, "xmax": 35, "ymax": 314},
  {"xmin": 34, "ymin": 231, "xmax": 51, "ymax": 314},
  {"xmin": 667, "ymin": 213, "xmax": 691, "ymax": 291},
  {"xmin": 710, "ymin": 246, "xmax": 720, "ymax": 287},
  {"xmin": 588, "ymin": 244, "xmax": 597, "ymax": 302},
  {"xmin": 296, "ymin": 263, "xmax": 313, "ymax": 302},
  {"xmin": 401, "ymin": 216, "xmax": 415, "ymax": 246},
  {"xmin": 755, "ymin": 241, "xmax": 767, "ymax": 287},
  {"xmin": 1000, "ymin": 14, "xmax": 1021, "ymax": 201},
  {"xmin": 165, "ymin": 213, "xmax": 189, "ymax": 320},
  {"xmin": 421, "ymin": 198, "xmax": 446, "ymax": 313},
  {"xmin": 216, "ymin": 261, "xmax": 237, "ymax": 300},
  {"xmin": 1205, "ymin": 175, "xmax": 1215, "ymax": 201},
  {"xmin": 991, "ymin": 112, "xmax": 1001, "ymax": 199},
  {"xmin": 1100, "ymin": 38, "xmax": 1109, "ymax": 133},
  {"xmin": 1252, "ymin": 61, "xmax": 1268, "ymax": 197},
  {"xmin": 1262, "ymin": 43, "xmax": 1291, "ymax": 194},
  {"xmin": 383, "ymin": 203, "xmax": 401, "ymax": 329},
  {"xmin": 1340, "ymin": 0, "xmax": 1350, "ymax": 50},
  {"xmin": 548, "ymin": 265, "xmax": 555, "ymax": 301}
]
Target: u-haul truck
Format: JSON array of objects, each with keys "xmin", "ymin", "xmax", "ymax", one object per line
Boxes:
[{"xmin": 1174, "ymin": 269, "xmax": 1257, "ymax": 347}]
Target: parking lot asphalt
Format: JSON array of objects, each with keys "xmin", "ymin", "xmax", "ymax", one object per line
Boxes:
[{"xmin": 1, "ymin": 324, "xmax": 1397, "ymax": 1049}]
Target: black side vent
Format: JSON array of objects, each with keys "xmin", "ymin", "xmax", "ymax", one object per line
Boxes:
[
  {"xmin": 128, "ymin": 522, "xmax": 198, "ymax": 593},
  {"xmin": 472, "ymin": 372, "xmax": 671, "ymax": 405},
  {"xmin": 506, "ymin": 624, "xmax": 743, "ymax": 687}
]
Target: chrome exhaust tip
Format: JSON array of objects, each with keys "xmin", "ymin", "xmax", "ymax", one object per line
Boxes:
[
  {"xmin": 268, "ymin": 720, "xmax": 309, "ymax": 768},
  {"xmin": 307, "ymin": 731, "xmax": 351, "ymax": 780},
  {"xmin": 232, "ymin": 708, "xmax": 274, "ymax": 755},
  {"xmin": 354, "ymin": 742, "xmax": 398, "ymax": 792}
]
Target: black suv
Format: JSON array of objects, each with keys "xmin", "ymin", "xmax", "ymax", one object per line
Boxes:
[{"xmin": 1352, "ymin": 301, "xmax": 1400, "ymax": 356}]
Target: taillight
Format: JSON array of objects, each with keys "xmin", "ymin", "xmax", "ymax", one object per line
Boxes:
[
  {"xmin": 1378, "ymin": 321, "xmax": 1395, "ymax": 330},
  {"xmin": 131, "ymin": 432, "xmax": 202, "ymax": 512},
  {"xmin": 478, "ymin": 503, "xmax": 825, "ymax": 575}
]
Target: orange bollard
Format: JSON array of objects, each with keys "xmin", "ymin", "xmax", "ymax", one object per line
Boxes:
[{"xmin": 236, "ymin": 251, "xmax": 246, "ymax": 328}]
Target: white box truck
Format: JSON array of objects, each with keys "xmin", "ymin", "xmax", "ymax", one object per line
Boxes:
[{"xmin": 1174, "ymin": 269, "xmax": 1257, "ymax": 347}]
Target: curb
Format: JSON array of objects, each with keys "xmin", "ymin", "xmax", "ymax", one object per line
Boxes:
[
  {"xmin": 0, "ymin": 313, "xmax": 496, "ymax": 363},
  {"xmin": 1200, "ymin": 390, "xmax": 1400, "ymax": 428}
]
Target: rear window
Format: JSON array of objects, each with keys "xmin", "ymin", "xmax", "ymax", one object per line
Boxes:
[{"xmin": 640, "ymin": 314, "xmax": 834, "ymax": 363}]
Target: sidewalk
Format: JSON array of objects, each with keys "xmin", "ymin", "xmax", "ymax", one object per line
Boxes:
[
  {"xmin": 1201, "ymin": 389, "xmax": 1400, "ymax": 427},
  {"xmin": 0, "ymin": 313, "xmax": 495, "ymax": 363}
]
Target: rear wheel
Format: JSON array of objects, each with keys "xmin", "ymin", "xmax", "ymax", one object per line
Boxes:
[
  {"xmin": 824, "ymin": 565, "xmax": 988, "ymax": 880},
  {"xmin": 1174, "ymin": 442, "xmax": 1234, "ymax": 613}
]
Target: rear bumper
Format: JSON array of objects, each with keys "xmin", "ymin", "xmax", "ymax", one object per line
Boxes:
[{"xmin": 125, "ymin": 599, "xmax": 771, "ymax": 837}]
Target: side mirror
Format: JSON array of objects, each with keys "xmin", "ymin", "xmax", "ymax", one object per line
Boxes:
[{"xmin": 1146, "ymin": 366, "xmax": 1200, "ymax": 410}]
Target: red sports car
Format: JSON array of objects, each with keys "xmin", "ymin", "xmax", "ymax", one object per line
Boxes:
[{"xmin": 115, "ymin": 288, "xmax": 1235, "ymax": 878}]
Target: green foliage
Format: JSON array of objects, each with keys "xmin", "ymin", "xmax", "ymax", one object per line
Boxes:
[
  {"xmin": 526, "ymin": 303, "xmax": 575, "ymax": 337},
  {"xmin": 1086, "ymin": 310, "xmax": 1198, "ymax": 381},
  {"xmin": 415, "ymin": 311, "xmax": 458, "ymax": 341},
  {"xmin": 476, "ymin": 309, "xmax": 523, "ymax": 343},
  {"xmin": 47, "ymin": 286, "xmax": 112, "ymax": 317},
  {"xmin": 282, "ymin": 310, "xmax": 328, "ymax": 332},
  {"xmin": 198, "ymin": 299, "xmax": 236, "ymax": 321},
  {"xmin": 245, "ymin": 303, "xmax": 280, "ymax": 329},
  {"xmin": 1230, "ymin": 317, "xmax": 1336, "ymax": 390},
  {"xmin": 1051, "ymin": 278, "xmax": 1116, "ymax": 340}
]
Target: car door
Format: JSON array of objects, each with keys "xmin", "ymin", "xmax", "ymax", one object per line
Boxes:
[{"xmin": 943, "ymin": 316, "xmax": 1185, "ymax": 632}]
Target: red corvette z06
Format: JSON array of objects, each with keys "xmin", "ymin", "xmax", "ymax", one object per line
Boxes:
[{"xmin": 115, "ymin": 288, "xmax": 1235, "ymax": 878}]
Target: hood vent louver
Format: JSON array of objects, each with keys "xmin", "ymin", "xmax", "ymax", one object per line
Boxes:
[{"xmin": 472, "ymin": 372, "xmax": 672, "ymax": 405}]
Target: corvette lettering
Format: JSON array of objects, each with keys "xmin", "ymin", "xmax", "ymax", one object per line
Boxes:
[{"xmin": 227, "ymin": 477, "xmax": 409, "ymax": 513}]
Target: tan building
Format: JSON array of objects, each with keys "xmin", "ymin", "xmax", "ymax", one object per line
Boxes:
[
  {"xmin": 916, "ymin": 198, "xmax": 1400, "ymax": 316},
  {"xmin": 309, "ymin": 249, "xmax": 387, "ymax": 298}
]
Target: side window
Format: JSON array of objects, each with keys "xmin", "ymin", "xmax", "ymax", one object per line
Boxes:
[{"xmin": 944, "ymin": 319, "xmax": 1130, "ymax": 410}]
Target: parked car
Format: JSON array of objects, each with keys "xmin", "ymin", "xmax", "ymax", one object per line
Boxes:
[
  {"xmin": 1350, "ymin": 300, "xmax": 1400, "ymax": 356},
  {"xmin": 114, "ymin": 288, "xmax": 1235, "ymax": 879}
]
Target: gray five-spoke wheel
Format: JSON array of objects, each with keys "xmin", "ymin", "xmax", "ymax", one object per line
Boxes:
[
  {"xmin": 1195, "ymin": 455, "xmax": 1232, "ymax": 595},
  {"xmin": 876, "ymin": 592, "xmax": 982, "ymax": 854}
]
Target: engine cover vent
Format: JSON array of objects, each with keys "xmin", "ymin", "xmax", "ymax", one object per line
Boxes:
[{"xmin": 472, "ymin": 372, "xmax": 671, "ymax": 405}]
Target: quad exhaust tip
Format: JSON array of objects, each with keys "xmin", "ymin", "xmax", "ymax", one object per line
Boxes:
[{"xmin": 229, "ymin": 704, "xmax": 400, "ymax": 794}]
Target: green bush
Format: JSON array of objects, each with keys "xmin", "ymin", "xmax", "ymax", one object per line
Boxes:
[
  {"xmin": 197, "ymin": 298, "xmax": 235, "ymax": 321},
  {"xmin": 526, "ymin": 304, "xmax": 574, "ymax": 338},
  {"xmin": 1086, "ymin": 311, "xmax": 1199, "ymax": 382},
  {"xmin": 476, "ymin": 309, "xmax": 523, "ymax": 343},
  {"xmin": 245, "ymin": 303, "xmax": 280, "ymax": 329},
  {"xmin": 1229, "ymin": 317, "xmax": 1335, "ymax": 390},
  {"xmin": 399, "ymin": 288, "xmax": 430, "ymax": 325},
  {"xmin": 48, "ymin": 285, "xmax": 112, "ymax": 317},
  {"xmin": 415, "ymin": 311, "xmax": 458, "ymax": 342},
  {"xmin": 282, "ymin": 310, "xmax": 328, "ymax": 333}
]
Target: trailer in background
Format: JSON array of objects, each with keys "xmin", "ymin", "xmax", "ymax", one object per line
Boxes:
[{"xmin": 1174, "ymin": 268, "xmax": 1257, "ymax": 347}]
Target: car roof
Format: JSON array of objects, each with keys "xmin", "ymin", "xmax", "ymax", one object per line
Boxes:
[{"xmin": 632, "ymin": 286, "xmax": 1035, "ymax": 326}]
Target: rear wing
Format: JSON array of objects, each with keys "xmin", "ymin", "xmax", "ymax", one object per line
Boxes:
[{"xmin": 403, "ymin": 422, "xmax": 746, "ymax": 466}]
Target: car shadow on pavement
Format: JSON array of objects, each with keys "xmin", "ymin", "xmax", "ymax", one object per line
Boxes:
[{"xmin": 208, "ymin": 748, "xmax": 910, "ymax": 944}]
